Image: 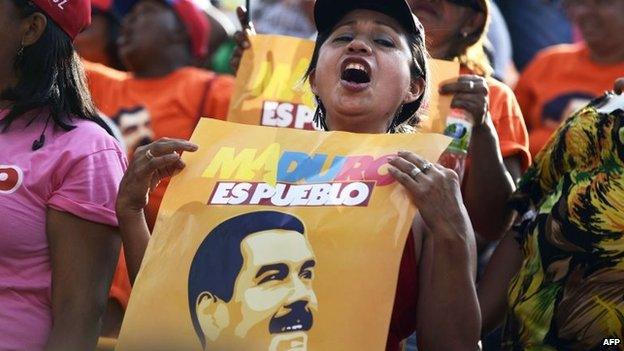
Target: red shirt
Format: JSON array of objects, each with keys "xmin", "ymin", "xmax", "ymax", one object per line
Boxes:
[
  {"xmin": 386, "ymin": 70, "xmax": 531, "ymax": 350},
  {"xmin": 386, "ymin": 233, "xmax": 418, "ymax": 351}
]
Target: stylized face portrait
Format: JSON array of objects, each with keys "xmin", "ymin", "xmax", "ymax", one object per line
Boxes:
[
  {"xmin": 114, "ymin": 106, "xmax": 154, "ymax": 154},
  {"xmin": 189, "ymin": 212, "xmax": 317, "ymax": 351}
]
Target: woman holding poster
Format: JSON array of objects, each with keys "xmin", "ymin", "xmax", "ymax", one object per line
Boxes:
[
  {"xmin": 233, "ymin": 0, "xmax": 529, "ymax": 243},
  {"xmin": 116, "ymin": 0, "xmax": 482, "ymax": 350}
]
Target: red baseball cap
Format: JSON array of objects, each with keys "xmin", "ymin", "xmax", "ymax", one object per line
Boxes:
[
  {"xmin": 31, "ymin": 0, "xmax": 92, "ymax": 40},
  {"xmin": 164, "ymin": 0, "xmax": 210, "ymax": 59}
]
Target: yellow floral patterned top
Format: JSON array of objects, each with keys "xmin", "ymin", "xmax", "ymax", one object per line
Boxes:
[{"xmin": 502, "ymin": 94, "xmax": 624, "ymax": 351}]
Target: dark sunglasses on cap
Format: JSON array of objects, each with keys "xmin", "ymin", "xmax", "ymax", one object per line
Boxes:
[{"xmin": 445, "ymin": 0, "xmax": 483, "ymax": 12}]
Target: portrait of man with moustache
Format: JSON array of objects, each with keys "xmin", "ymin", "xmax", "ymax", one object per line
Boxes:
[{"xmin": 188, "ymin": 211, "xmax": 318, "ymax": 351}]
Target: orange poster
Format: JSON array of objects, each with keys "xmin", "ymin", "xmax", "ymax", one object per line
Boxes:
[
  {"xmin": 227, "ymin": 34, "xmax": 458, "ymax": 133},
  {"xmin": 227, "ymin": 35, "xmax": 318, "ymax": 130},
  {"xmin": 419, "ymin": 59, "xmax": 461, "ymax": 133},
  {"xmin": 116, "ymin": 119, "xmax": 450, "ymax": 351}
]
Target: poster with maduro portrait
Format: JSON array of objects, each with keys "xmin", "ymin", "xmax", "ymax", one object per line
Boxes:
[
  {"xmin": 227, "ymin": 34, "xmax": 458, "ymax": 133},
  {"xmin": 116, "ymin": 119, "xmax": 450, "ymax": 351}
]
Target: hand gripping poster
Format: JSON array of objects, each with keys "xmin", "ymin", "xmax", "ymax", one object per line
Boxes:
[
  {"xmin": 227, "ymin": 34, "xmax": 458, "ymax": 133},
  {"xmin": 116, "ymin": 119, "xmax": 450, "ymax": 351}
]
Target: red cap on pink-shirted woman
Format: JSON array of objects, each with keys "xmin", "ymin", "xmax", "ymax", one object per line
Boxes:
[{"xmin": 31, "ymin": 0, "xmax": 92, "ymax": 40}]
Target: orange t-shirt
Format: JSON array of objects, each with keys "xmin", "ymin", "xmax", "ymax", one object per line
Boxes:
[
  {"xmin": 85, "ymin": 61, "xmax": 234, "ymax": 227},
  {"xmin": 514, "ymin": 43, "xmax": 624, "ymax": 156}
]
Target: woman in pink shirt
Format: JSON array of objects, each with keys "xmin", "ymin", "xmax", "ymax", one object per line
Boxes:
[{"xmin": 0, "ymin": 0, "xmax": 126, "ymax": 350}]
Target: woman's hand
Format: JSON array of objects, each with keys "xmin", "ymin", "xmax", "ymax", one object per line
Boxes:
[
  {"xmin": 440, "ymin": 75, "xmax": 490, "ymax": 126},
  {"xmin": 230, "ymin": 6, "xmax": 256, "ymax": 73},
  {"xmin": 116, "ymin": 138, "xmax": 198, "ymax": 215},
  {"xmin": 388, "ymin": 151, "xmax": 470, "ymax": 238},
  {"xmin": 389, "ymin": 152, "xmax": 481, "ymax": 349}
]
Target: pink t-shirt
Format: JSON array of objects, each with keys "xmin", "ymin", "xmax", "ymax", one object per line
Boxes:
[{"xmin": 0, "ymin": 109, "xmax": 127, "ymax": 350}]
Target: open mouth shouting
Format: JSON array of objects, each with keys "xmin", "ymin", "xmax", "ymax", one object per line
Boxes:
[{"xmin": 340, "ymin": 58, "xmax": 372, "ymax": 92}]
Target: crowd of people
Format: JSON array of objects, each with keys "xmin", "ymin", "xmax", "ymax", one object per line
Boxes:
[{"xmin": 0, "ymin": 0, "xmax": 622, "ymax": 350}]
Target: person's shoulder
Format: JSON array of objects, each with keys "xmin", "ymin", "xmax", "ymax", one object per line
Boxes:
[
  {"xmin": 173, "ymin": 68, "xmax": 235, "ymax": 100},
  {"xmin": 83, "ymin": 60, "xmax": 129, "ymax": 83},
  {"xmin": 486, "ymin": 76, "xmax": 513, "ymax": 94},
  {"xmin": 176, "ymin": 67, "xmax": 234, "ymax": 85},
  {"xmin": 211, "ymin": 73, "xmax": 235, "ymax": 90},
  {"xmin": 486, "ymin": 77, "xmax": 516, "ymax": 103},
  {"xmin": 57, "ymin": 118, "xmax": 124, "ymax": 155},
  {"xmin": 531, "ymin": 43, "xmax": 585, "ymax": 64},
  {"xmin": 485, "ymin": 77, "xmax": 525, "ymax": 125}
]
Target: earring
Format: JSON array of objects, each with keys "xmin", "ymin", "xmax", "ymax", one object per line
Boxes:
[
  {"xmin": 16, "ymin": 45, "xmax": 24, "ymax": 58},
  {"xmin": 461, "ymin": 31, "xmax": 469, "ymax": 38},
  {"xmin": 388, "ymin": 105, "xmax": 405, "ymax": 134},
  {"xmin": 313, "ymin": 96, "xmax": 329, "ymax": 131}
]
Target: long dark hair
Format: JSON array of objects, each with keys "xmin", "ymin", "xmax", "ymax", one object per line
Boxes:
[
  {"xmin": 1, "ymin": 0, "xmax": 111, "ymax": 138},
  {"xmin": 304, "ymin": 20, "xmax": 429, "ymax": 133}
]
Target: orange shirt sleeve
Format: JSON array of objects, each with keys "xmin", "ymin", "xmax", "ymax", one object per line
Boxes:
[
  {"xmin": 201, "ymin": 75, "xmax": 235, "ymax": 121},
  {"xmin": 488, "ymin": 79, "xmax": 532, "ymax": 171}
]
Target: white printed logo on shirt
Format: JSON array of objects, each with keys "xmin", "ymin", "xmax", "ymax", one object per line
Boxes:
[
  {"xmin": 0, "ymin": 165, "xmax": 23, "ymax": 194},
  {"xmin": 52, "ymin": 0, "xmax": 71, "ymax": 10}
]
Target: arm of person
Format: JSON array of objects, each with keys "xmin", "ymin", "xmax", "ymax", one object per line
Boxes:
[
  {"xmin": 478, "ymin": 231, "xmax": 523, "ymax": 335},
  {"xmin": 441, "ymin": 76, "xmax": 516, "ymax": 241},
  {"xmin": 116, "ymin": 209, "xmax": 151, "ymax": 285},
  {"xmin": 463, "ymin": 117, "xmax": 516, "ymax": 240},
  {"xmin": 44, "ymin": 209, "xmax": 120, "ymax": 351},
  {"xmin": 230, "ymin": 6, "xmax": 256, "ymax": 73},
  {"xmin": 116, "ymin": 139, "xmax": 198, "ymax": 283},
  {"xmin": 416, "ymin": 214, "xmax": 481, "ymax": 350},
  {"xmin": 389, "ymin": 152, "xmax": 480, "ymax": 350}
]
